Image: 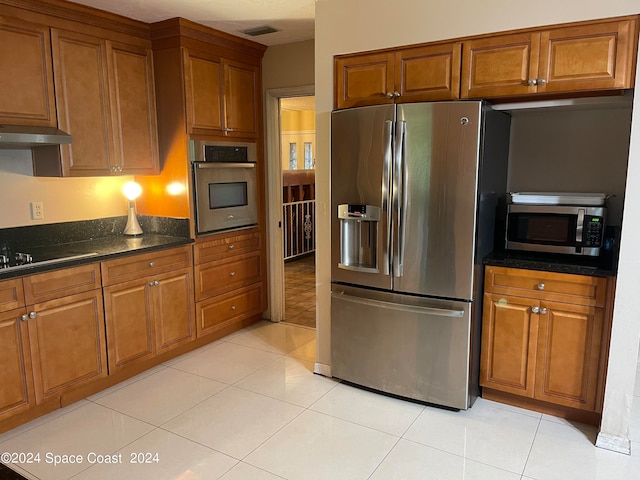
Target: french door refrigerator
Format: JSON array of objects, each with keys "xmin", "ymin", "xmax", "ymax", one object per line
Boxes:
[{"xmin": 330, "ymin": 101, "xmax": 510, "ymax": 410}]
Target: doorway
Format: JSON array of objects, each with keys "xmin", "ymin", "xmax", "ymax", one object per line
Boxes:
[{"xmin": 264, "ymin": 87, "xmax": 316, "ymax": 327}]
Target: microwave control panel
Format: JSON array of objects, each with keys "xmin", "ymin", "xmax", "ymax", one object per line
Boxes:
[{"xmin": 583, "ymin": 216, "xmax": 604, "ymax": 246}]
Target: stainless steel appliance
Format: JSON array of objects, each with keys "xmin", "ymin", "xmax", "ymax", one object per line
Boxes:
[
  {"xmin": 190, "ymin": 139, "xmax": 258, "ymax": 235},
  {"xmin": 505, "ymin": 192, "xmax": 606, "ymax": 256},
  {"xmin": 330, "ymin": 101, "xmax": 511, "ymax": 410}
]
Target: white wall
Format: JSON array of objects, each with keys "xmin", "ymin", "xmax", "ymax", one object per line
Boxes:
[
  {"xmin": 262, "ymin": 39, "xmax": 315, "ymax": 91},
  {"xmin": 0, "ymin": 149, "xmax": 130, "ymax": 228},
  {"xmin": 315, "ymin": 0, "xmax": 640, "ymax": 451}
]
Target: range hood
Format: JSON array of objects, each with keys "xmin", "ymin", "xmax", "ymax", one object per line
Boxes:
[{"xmin": 0, "ymin": 124, "xmax": 71, "ymax": 148}]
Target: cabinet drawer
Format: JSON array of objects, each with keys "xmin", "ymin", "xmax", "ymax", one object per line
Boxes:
[
  {"xmin": 484, "ymin": 266, "xmax": 608, "ymax": 307},
  {"xmin": 101, "ymin": 245, "xmax": 192, "ymax": 286},
  {"xmin": 0, "ymin": 279, "xmax": 25, "ymax": 313},
  {"xmin": 196, "ymin": 283, "xmax": 264, "ymax": 337},
  {"xmin": 195, "ymin": 252, "xmax": 262, "ymax": 301},
  {"xmin": 23, "ymin": 264, "xmax": 101, "ymax": 305},
  {"xmin": 194, "ymin": 231, "xmax": 260, "ymax": 265}
]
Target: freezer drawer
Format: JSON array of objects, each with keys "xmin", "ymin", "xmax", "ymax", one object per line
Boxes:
[{"xmin": 331, "ymin": 284, "xmax": 472, "ymax": 410}]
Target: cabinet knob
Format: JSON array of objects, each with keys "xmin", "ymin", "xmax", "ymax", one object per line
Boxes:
[
  {"xmin": 394, "ymin": 91, "xmax": 401, "ymax": 97},
  {"xmin": 149, "ymin": 261, "xmax": 155, "ymax": 267},
  {"xmin": 223, "ymin": 128, "xmax": 234, "ymax": 133},
  {"xmin": 527, "ymin": 79, "xmax": 538, "ymax": 86},
  {"xmin": 531, "ymin": 306, "xmax": 540, "ymax": 313},
  {"xmin": 21, "ymin": 314, "xmax": 29, "ymax": 322},
  {"xmin": 537, "ymin": 78, "xmax": 547, "ymax": 85},
  {"xmin": 386, "ymin": 92, "xmax": 394, "ymax": 99},
  {"xmin": 149, "ymin": 281, "xmax": 155, "ymax": 286},
  {"xmin": 231, "ymin": 305, "xmax": 237, "ymax": 311},
  {"xmin": 540, "ymin": 307, "xmax": 548, "ymax": 314},
  {"xmin": 29, "ymin": 311, "xmax": 37, "ymax": 319},
  {"xmin": 230, "ymin": 271, "xmax": 236, "ymax": 277},
  {"xmin": 537, "ymin": 283, "xmax": 545, "ymax": 290},
  {"xmin": 228, "ymin": 244, "xmax": 235, "ymax": 250}
]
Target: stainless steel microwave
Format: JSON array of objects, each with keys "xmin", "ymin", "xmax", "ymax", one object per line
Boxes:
[
  {"xmin": 505, "ymin": 203, "xmax": 606, "ymax": 256},
  {"xmin": 190, "ymin": 140, "xmax": 258, "ymax": 235}
]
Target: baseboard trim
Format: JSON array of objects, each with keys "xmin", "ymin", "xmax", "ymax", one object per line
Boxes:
[{"xmin": 596, "ymin": 432, "xmax": 631, "ymax": 455}]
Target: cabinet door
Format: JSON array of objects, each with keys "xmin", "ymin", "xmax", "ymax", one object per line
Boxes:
[
  {"xmin": 0, "ymin": 308, "xmax": 34, "ymax": 422},
  {"xmin": 535, "ymin": 301, "xmax": 604, "ymax": 411},
  {"xmin": 103, "ymin": 279, "xmax": 154, "ymax": 372},
  {"xmin": 27, "ymin": 289, "xmax": 107, "ymax": 404},
  {"xmin": 395, "ymin": 43, "xmax": 461, "ymax": 102},
  {"xmin": 183, "ymin": 49, "xmax": 224, "ymax": 135},
  {"xmin": 223, "ymin": 60, "xmax": 259, "ymax": 137},
  {"xmin": 153, "ymin": 268, "xmax": 195, "ymax": 354},
  {"xmin": 461, "ymin": 32, "xmax": 540, "ymax": 98},
  {"xmin": 51, "ymin": 29, "xmax": 113, "ymax": 176},
  {"xmin": 0, "ymin": 17, "xmax": 56, "ymax": 127},
  {"xmin": 334, "ymin": 52, "xmax": 396, "ymax": 109},
  {"xmin": 480, "ymin": 293, "xmax": 538, "ymax": 397},
  {"xmin": 538, "ymin": 19, "xmax": 637, "ymax": 93},
  {"xmin": 107, "ymin": 42, "xmax": 159, "ymax": 174}
]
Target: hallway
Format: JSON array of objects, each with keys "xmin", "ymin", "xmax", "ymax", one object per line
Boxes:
[{"xmin": 284, "ymin": 254, "xmax": 316, "ymax": 328}]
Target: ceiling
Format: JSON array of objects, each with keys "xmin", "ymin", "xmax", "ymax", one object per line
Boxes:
[{"xmin": 70, "ymin": 0, "xmax": 316, "ymax": 46}]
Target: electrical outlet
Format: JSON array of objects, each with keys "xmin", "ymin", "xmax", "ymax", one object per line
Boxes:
[{"xmin": 30, "ymin": 201, "xmax": 44, "ymax": 220}]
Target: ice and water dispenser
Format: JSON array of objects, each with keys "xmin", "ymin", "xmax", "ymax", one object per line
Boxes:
[{"xmin": 338, "ymin": 204, "xmax": 380, "ymax": 273}]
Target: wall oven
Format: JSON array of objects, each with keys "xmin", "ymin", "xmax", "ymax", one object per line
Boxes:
[
  {"xmin": 505, "ymin": 193, "xmax": 606, "ymax": 256},
  {"xmin": 190, "ymin": 139, "xmax": 258, "ymax": 235}
]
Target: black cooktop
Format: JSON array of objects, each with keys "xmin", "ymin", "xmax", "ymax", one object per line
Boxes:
[{"xmin": 0, "ymin": 463, "xmax": 28, "ymax": 480}]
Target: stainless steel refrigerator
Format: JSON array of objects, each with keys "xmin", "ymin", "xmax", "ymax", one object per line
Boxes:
[{"xmin": 330, "ymin": 101, "xmax": 510, "ymax": 410}]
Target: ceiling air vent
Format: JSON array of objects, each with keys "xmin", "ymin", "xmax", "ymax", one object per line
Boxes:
[{"xmin": 241, "ymin": 25, "xmax": 279, "ymax": 36}]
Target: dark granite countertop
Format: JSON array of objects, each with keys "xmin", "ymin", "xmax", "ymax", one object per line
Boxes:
[
  {"xmin": 0, "ymin": 216, "xmax": 193, "ymax": 280},
  {"xmin": 483, "ymin": 250, "xmax": 617, "ymax": 277}
]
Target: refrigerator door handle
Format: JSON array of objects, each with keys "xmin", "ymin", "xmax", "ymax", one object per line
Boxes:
[
  {"xmin": 393, "ymin": 120, "xmax": 406, "ymax": 278},
  {"xmin": 382, "ymin": 120, "xmax": 393, "ymax": 276},
  {"xmin": 331, "ymin": 291, "xmax": 465, "ymax": 317}
]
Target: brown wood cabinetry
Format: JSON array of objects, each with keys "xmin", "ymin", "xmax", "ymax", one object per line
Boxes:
[
  {"xmin": 334, "ymin": 42, "xmax": 461, "ymax": 109},
  {"xmin": 194, "ymin": 230, "xmax": 265, "ymax": 337},
  {"xmin": 0, "ymin": 16, "xmax": 56, "ymax": 127},
  {"xmin": 480, "ymin": 266, "xmax": 612, "ymax": 421},
  {"xmin": 184, "ymin": 49, "xmax": 259, "ymax": 137},
  {"xmin": 21, "ymin": 264, "xmax": 106, "ymax": 405},
  {"xmin": 48, "ymin": 29, "xmax": 159, "ymax": 177},
  {"xmin": 102, "ymin": 246, "xmax": 195, "ymax": 372},
  {"xmin": 462, "ymin": 18, "xmax": 637, "ymax": 99}
]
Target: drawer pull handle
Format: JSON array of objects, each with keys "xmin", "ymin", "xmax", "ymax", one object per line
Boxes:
[
  {"xmin": 230, "ymin": 271, "xmax": 236, "ymax": 277},
  {"xmin": 229, "ymin": 244, "xmax": 235, "ymax": 250},
  {"xmin": 149, "ymin": 262, "xmax": 155, "ymax": 267},
  {"xmin": 537, "ymin": 283, "xmax": 545, "ymax": 290},
  {"xmin": 231, "ymin": 305, "xmax": 237, "ymax": 311}
]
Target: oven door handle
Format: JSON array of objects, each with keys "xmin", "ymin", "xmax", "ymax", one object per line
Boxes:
[{"xmin": 194, "ymin": 162, "xmax": 256, "ymax": 169}]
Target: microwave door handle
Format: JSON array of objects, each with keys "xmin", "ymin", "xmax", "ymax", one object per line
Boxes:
[
  {"xmin": 576, "ymin": 208, "xmax": 585, "ymax": 249},
  {"xmin": 194, "ymin": 162, "xmax": 256, "ymax": 169}
]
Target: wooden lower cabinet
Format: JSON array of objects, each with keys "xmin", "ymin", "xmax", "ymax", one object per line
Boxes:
[
  {"xmin": 196, "ymin": 284, "xmax": 264, "ymax": 337},
  {"xmin": 27, "ymin": 289, "xmax": 107, "ymax": 404},
  {"xmin": 103, "ymin": 266, "xmax": 195, "ymax": 373},
  {"xmin": 480, "ymin": 266, "xmax": 612, "ymax": 419},
  {"xmin": 0, "ymin": 308, "xmax": 34, "ymax": 422}
]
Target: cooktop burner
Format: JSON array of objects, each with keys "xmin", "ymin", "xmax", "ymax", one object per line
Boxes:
[{"xmin": 0, "ymin": 251, "xmax": 35, "ymax": 270}]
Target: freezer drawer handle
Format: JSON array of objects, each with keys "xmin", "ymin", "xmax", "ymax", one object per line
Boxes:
[
  {"xmin": 338, "ymin": 263, "xmax": 380, "ymax": 274},
  {"xmin": 332, "ymin": 292, "xmax": 464, "ymax": 317}
]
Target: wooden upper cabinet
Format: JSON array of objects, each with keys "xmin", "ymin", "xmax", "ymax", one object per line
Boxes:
[
  {"xmin": 335, "ymin": 43, "xmax": 461, "ymax": 109},
  {"xmin": 50, "ymin": 29, "xmax": 159, "ymax": 177},
  {"xmin": 224, "ymin": 60, "xmax": 259, "ymax": 136},
  {"xmin": 0, "ymin": 17, "xmax": 56, "ymax": 127},
  {"xmin": 538, "ymin": 19, "xmax": 637, "ymax": 94},
  {"xmin": 107, "ymin": 42, "xmax": 159, "ymax": 174},
  {"xmin": 462, "ymin": 17, "xmax": 637, "ymax": 98},
  {"xmin": 335, "ymin": 52, "xmax": 395, "ymax": 108},
  {"xmin": 184, "ymin": 49, "xmax": 259, "ymax": 137},
  {"xmin": 461, "ymin": 32, "xmax": 540, "ymax": 98}
]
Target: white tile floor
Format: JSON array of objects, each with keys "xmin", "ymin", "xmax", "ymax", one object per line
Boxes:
[{"xmin": 0, "ymin": 321, "xmax": 638, "ymax": 480}]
